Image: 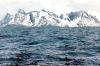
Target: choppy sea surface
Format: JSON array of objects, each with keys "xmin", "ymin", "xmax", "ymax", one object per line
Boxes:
[{"xmin": 0, "ymin": 25, "xmax": 100, "ymax": 66}]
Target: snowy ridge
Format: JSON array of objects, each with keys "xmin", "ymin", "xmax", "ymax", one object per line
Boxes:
[
  {"xmin": 0, "ymin": 9, "xmax": 100, "ymax": 27},
  {"xmin": 67, "ymin": 11, "xmax": 100, "ymax": 27}
]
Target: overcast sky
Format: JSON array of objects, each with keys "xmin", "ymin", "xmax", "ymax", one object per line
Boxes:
[{"xmin": 0, "ymin": 0, "xmax": 100, "ymax": 19}]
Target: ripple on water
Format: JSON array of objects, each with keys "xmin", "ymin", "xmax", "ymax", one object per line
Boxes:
[{"xmin": 0, "ymin": 27, "xmax": 100, "ymax": 65}]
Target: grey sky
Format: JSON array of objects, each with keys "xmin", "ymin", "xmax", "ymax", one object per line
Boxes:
[{"xmin": 0, "ymin": 0, "xmax": 100, "ymax": 19}]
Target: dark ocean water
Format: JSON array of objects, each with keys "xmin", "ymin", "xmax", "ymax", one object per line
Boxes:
[{"xmin": 0, "ymin": 25, "xmax": 100, "ymax": 66}]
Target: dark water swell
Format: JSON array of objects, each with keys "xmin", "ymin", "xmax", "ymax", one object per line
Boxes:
[{"xmin": 0, "ymin": 25, "xmax": 100, "ymax": 66}]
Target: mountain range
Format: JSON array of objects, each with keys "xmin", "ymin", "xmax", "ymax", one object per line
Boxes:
[{"xmin": 0, "ymin": 9, "xmax": 100, "ymax": 27}]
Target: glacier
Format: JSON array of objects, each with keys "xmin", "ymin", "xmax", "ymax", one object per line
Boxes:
[{"xmin": 0, "ymin": 9, "xmax": 100, "ymax": 27}]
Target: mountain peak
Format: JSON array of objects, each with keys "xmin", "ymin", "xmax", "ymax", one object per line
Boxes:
[
  {"xmin": 67, "ymin": 11, "xmax": 93, "ymax": 21},
  {"xmin": 17, "ymin": 9, "xmax": 26, "ymax": 14},
  {"xmin": 41, "ymin": 9, "xmax": 46, "ymax": 12},
  {"xmin": 3, "ymin": 13, "xmax": 12, "ymax": 19},
  {"xmin": 79, "ymin": 11, "xmax": 89, "ymax": 17}
]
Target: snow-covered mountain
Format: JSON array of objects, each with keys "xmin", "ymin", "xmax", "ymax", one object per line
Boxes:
[
  {"xmin": 0, "ymin": 9, "xmax": 100, "ymax": 27},
  {"xmin": 4, "ymin": 9, "xmax": 68, "ymax": 27},
  {"xmin": 67, "ymin": 11, "xmax": 100, "ymax": 27}
]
